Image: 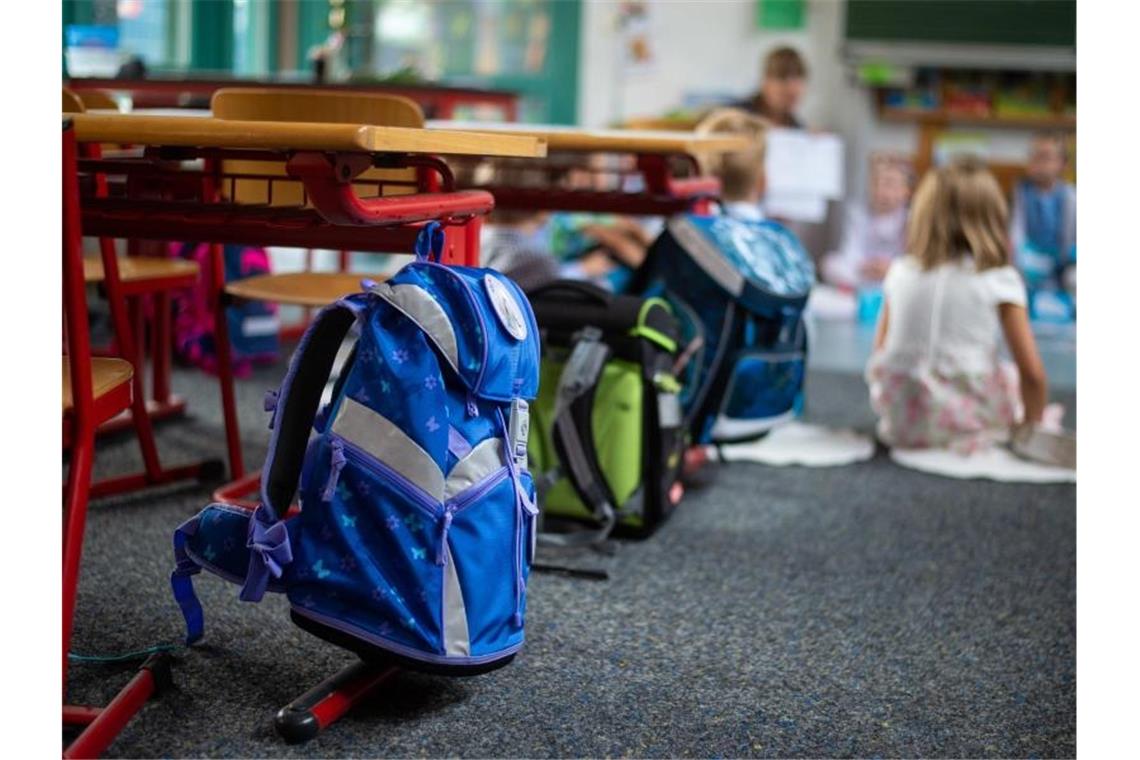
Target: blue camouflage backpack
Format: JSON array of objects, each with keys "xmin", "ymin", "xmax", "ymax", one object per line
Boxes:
[
  {"xmin": 170, "ymin": 223, "xmax": 541, "ymax": 674},
  {"xmin": 633, "ymin": 213, "xmax": 814, "ymax": 444}
]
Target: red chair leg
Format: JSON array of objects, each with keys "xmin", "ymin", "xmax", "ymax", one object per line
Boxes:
[
  {"xmin": 63, "ymin": 654, "xmax": 171, "ymax": 759},
  {"xmin": 151, "ymin": 291, "xmax": 172, "ymax": 404},
  {"xmin": 210, "ymin": 242, "xmax": 245, "ymax": 479},
  {"xmin": 62, "ymin": 424, "xmax": 95, "ymax": 693},
  {"xmin": 274, "ymin": 660, "xmax": 399, "ymax": 744}
]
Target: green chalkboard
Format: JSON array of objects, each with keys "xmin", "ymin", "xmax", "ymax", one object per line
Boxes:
[{"xmin": 845, "ymin": 0, "xmax": 1075, "ymax": 47}]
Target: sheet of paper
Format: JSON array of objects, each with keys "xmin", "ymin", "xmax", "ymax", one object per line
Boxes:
[
  {"xmin": 763, "ymin": 194, "xmax": 828, "ymax": 223},
  {"xmin": 765, "ymin": 128, "xmax": 844, "ymax": 199}
]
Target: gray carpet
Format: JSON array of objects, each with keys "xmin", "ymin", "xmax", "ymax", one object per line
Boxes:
[{"xmin": 67, "ymin": 361, "xmax": 1076, "ymax": 758}]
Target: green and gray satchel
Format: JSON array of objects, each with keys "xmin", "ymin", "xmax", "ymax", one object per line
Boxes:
[{"xmin": 526, "ymin": 280, "xmax": 686, "ymax": 544}]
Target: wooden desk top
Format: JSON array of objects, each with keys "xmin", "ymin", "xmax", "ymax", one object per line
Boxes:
[
  {"xmin": 68, "ymin": 113, "xmax": 547, "ymax": 157},
  {"xmin": 426, "ymin": 120, "xmax": 751, "ymax": 155}
]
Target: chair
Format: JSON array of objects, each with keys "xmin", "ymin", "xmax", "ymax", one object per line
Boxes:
[
  {"xmin": 75, "ymin": 88, "xmax": 120, "ymax": 111},
  {"xmin": 62, "ymin": 117, "xmax": 171, "ymax": 759},
  {"xmin": 211, "ymin": 86, "xmax": 426, "ymax": 278},
  {"xmin": 63, "ymin": 87, "xmax": 216, "ymax": 496}
]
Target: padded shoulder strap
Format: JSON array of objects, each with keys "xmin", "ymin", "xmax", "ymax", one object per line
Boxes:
[
  {"xmin": 261, "ymin": 293, "xmax": 367, "ymax": 520},
  {"xmin": 541, "ymin": 327, "xmax": 617, "ymax": 549}
]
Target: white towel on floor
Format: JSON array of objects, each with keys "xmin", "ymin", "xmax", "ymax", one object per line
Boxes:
[
  {"xmin": 890, "ymin": 446, "xmax": 1076, "ymax": 483},
  {"xmin": 714, "ymin": 422, "xmax": 875, "ymax": 467}
]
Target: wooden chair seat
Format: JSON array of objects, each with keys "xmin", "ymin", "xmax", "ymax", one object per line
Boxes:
[
  {"xmin": 83, "ymin": 256, "xmax": 199, "ymax": 287},
  {"xmin": 62, "ymin": 357, "xmax": 133, "ymax": 417},
  {"xmin": 224, "ymin": 272, "xmax": 383, "ymax": 308}
]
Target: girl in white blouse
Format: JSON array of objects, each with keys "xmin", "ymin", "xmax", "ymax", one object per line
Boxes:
[{"xmin": 866, "ymin": 156, "xmax": 1051, "ymax": 454}]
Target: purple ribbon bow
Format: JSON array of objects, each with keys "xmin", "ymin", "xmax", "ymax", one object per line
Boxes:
[{"xmin": 239, "ymin": 504, "xmax": 293, "ymax": 602}]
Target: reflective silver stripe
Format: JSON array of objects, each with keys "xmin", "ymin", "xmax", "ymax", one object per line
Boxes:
[
  {"xmin": 668, "ymin": 217, "xmax": 745, "ymax": 297},
  {"xmin": 444, "ymin": 438, "xmax": 505, "ymax": 501},
  {"xmin": 657, "ymin": 392, "xmax": 682, "ymax": 429},
  {"xmin": 369, "ymin": 282, "xmax": 460, "ymax": 374},
  {"xmin": 331, "ymin": 397, "xmax": 444, "ymax": 501},
  {"xmin": 441, "ymin": 543, "xmax": 470, "ymax": 656}
]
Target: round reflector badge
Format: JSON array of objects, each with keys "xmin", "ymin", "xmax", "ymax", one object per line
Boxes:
[{"xmin": 483, "ymin": 274, "xmax": 528, "ymax": 341}]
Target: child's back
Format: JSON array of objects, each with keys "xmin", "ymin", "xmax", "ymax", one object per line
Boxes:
[
  {"xmin": 867, "ymin": 156, "xmax": 1051, "ymax": 455},
  {"xmin": 876, "ymin": 256, "xmax": 1024, "ymax": 376}
]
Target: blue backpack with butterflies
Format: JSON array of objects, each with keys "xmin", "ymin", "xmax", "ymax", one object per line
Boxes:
[{"xmin": 170, "ymin": 223, "xmax": 541, "ymax": 674}]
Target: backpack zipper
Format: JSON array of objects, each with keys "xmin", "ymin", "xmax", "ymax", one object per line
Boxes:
[
  {"xmin": 329, "ymin": 433, "xmax": 439, "ymax": 520},
  {"xmin": 436, "ymin": 465, "xmax": 510, "ymax": 565},
  {"xmin": 321, "ymin": 438, "xmax": 347, "ymax": 502}
]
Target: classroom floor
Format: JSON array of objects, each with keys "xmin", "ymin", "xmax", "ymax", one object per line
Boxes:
[{"xmin": 67, "ymin": 351, "xmax": 1076, "ymax": 758}]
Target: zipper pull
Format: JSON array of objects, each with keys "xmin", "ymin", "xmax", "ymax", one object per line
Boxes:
[
  {"xmin": 466, "ymin": 392, "xmax": 480, "ymax": 418},
  {"xmin": 321, "ymin": 439, "xmax": 347, "ymax": 502},
  {"xmin": 437, "ymin": 506, "xmax": 455, "ymax": 566},
  {"xmin": 517, "ymin": 481, "xmax": 539, "ymax": 516}
]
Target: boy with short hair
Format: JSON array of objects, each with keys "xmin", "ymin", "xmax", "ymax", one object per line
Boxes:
[{"xmin": 1010, "ymin": 131, "xmax": 1076, "ymax": 291}]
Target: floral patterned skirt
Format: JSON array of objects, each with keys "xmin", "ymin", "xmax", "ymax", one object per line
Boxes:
[{"xmin": 865, "ymin": 354, "xmax": 1023, "ymax": 454}]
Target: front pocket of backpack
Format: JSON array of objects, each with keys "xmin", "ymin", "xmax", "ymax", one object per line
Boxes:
[
  {"xmin": 716, "ymin": 350, "xmax": 805, "ymax": 432},
  {"xmin": 290, "ymin": 435, "xmax": 445, "ymax": 656}
]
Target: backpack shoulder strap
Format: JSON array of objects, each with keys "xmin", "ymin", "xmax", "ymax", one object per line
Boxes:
[
  {"xmin": 260, "ymin": 293, "xmax": 367, "ymax": 520},
  {"xmin": 541, "ymin": 327, "xmax": 618, "ymax": 549},
  {"xmin": 170, "ymin": 292, "xmax": 368, "ymax": 643}
]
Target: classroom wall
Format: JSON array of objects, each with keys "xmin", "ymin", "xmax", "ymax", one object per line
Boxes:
[{"xmin": 576, "ymin": 0, "xmax": 1041, "ymax": 215}]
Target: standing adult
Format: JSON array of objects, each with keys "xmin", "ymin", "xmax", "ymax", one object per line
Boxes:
[{"xmin": 738, "ymin": 46, "xmax": 808, "ymax": 129}]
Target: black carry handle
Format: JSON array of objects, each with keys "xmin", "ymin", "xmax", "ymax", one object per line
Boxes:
[{"xmin": 527, "ymin": 278, "xmax": 614, "ymax": 307}]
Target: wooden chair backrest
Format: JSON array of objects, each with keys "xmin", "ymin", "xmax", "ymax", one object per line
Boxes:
[
  {"xmin": 211, "ymin": 88, "xmax": 426, "ymax": 206},
  {"xmin": 62, "ymin": 88, "xmax": 85, "ymax": 114},
  {"xmin": 77, "ymin": 88, "xmax": 120, "ymax": 111}
]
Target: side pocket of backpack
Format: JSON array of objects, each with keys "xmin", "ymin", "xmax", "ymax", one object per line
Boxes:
[
  {"xmin": 709, "ymin": 348, "xmax": 806, "ymax": 442},
  {"xmin": 445, "ymin": 461, "xmax": 529, "ymax": 658}
]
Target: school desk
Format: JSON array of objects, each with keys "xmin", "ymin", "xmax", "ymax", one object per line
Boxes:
[
  {"xmin": 70, "ymin": 112, "xmax": 546, "ymax": 493},
  {"xmin": 426, "ymin": 121, "xmax": 751, "ymax": 215}
]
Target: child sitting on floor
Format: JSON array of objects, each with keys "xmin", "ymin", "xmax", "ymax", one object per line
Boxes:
[
  {"xmin": 822, "ymin": 154, "xmax": 913, "ymax": 288},
  {"xmin": 866, "ymin": 156, "xmax": 1070, "ymax": 463},
  {"xmin": 548, "ymin": 155, "xmax": 652, "ymax": 292},
  {"xmin": 477, "ymin": 161, "xmax": 561, "ymax": 292},
  {"xmin": 1010, "ymin": 131, "xmax": 1076, "ymax": 292}
]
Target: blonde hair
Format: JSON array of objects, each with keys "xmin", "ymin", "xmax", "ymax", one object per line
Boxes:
[
  {"xmin": 694, "ymin": 108, "xmax": 769, "ymax": 202},
  {"xmin": 907, "ymin": 155, "xmax": 1010, "ymax": 271}
]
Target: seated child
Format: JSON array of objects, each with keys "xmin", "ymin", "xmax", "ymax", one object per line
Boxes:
[
  {"xmin": 478, "ymin": 161, "xmax": 561, "ymax": 292},
  {"xmin": 1009, "ymin": 131, "xmax": 1076, "ymax": 293},
  {"xmin": 548, "ymin": 156, "xmax": 652, "ymax": 291},
  {"xmin": 482, "ymin": 207, "xmax": 560, "ymax": 293},
  {"xmin": 822, "ymin": 154, "xmax": 912, "ymax": 288},
  {"xmin": 693, "ymin": 107, "xmax": 769, "ymax": 222},
  {"xmin": 866, "ymin": 156, "xmax": 1065, "ymax": 459},
  {"xmin": 550, "ymin": 212, "xmax": 652, "ymax": 291}
]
